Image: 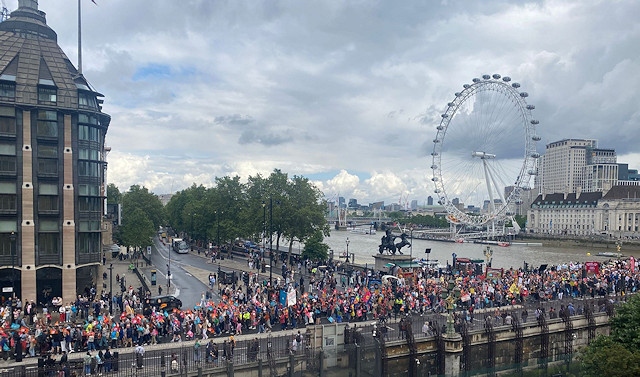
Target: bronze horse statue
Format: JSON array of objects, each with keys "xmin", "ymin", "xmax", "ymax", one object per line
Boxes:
[{"xmin": 378, "ymin": 229, "xmax": 411, "ymax": 255}]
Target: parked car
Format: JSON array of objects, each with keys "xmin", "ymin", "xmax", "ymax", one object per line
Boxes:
[{"xmin": 143, "ymin": 295, "xmax": 182, "ymax": 312}]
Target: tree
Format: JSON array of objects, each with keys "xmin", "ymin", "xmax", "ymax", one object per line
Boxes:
[
  {"xmin": 120, "ymin": 208, "xmax": 155, "ymax": 251},
  {"xmin": 122, "ymin": 185, "xmax": 165, "ymax": 230},
  {"xmin": 120, "ymin": 185, "xmax": 165, "ymax": 250},
  {"xmin": 580, "ymin": 336, "xmax": 640, "ymax": 377},
  {"xmin": 283, "ymin": 175, "xmax": 329, "ymax": 264},
  {"xmin": 302, "ymin": 230, "xmax": 329, "ymax": 261},
  {"xmin": 106, "ymin": 183, "xmax": 122, "ymax": 205},
  {"xmin": 579, "ymin": 295, "xmax": 640, "ymax": 376},
  {"xmin": 609, "ymin": 294, "xmax": 640, "ymax": 349}
]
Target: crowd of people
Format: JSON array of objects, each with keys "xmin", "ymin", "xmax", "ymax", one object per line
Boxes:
[{"xmin": 1, "ymin": 247, "xmax": 638, "ymax": 373}]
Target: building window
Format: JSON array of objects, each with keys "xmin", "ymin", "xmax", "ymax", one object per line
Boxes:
[
  {"xmin": 38, "ymin": 196, "xmax": 59, "ymax": 211},
  {"xmin": 37, "ymin": 110, "xmax": 58, "ymax": 138},
  {"xmin": 38, "ymin": 183, "xmax": 59, "ymax": 212},
  {"xmin": 0, "ymin": 195, "xmax": 16, "ymax": 211},
  {"xmin": 0, "ymin": 106, "xmax": 16, "ymax": 135},
  {"xmin": 38, "ymin": 219, "xmax": 59, "ymax": 256},
  {"xmin": 78, "ymin": 232, "xmax": 101, "ymax": 254},
  {"xmin": 0, "ymin": 143, "xmax": 16, "ymax": 174},
  {"xmin": 78, "ymin": 197, "xmax": 101, "ymax": 212},
  {"xmin": 78, "ymin": 91, "xmax": 98, "ymax": 109},
  {"xmin": 38, "ymin": 86, "xmax": 57, "ymax": 103},
  {"xmin": 78, "ymin": 161, "xmax": 100, "ymax": 177},
  {"xmin": 78, "ymin": 125, "xmax": 101, "ymax": 142},
  {"xmin": 78, "ymin": 184, "xmax": 100, "ymax": 196},
  {"xmin": 79, "ymin": 148, "xmax": 100, "ymax": 161},
  {"xmin": 0, "ymin": 182, "xmax": 16, "ymax": 212},
  {"xmin": 38, "ymin": 145, "xmax": 58, "ymax": 158},
  {"xmin": 0, "ymin": 82, "xmax": 15, "ymax": 99},
  {"xmin": 38, "ymin": 159, "xmax": 58, "ymax": 175},
  {"xmin": 38, "ymin": 233, "xmax": 59, "ymax": 255},
  {"xmin": 78, "ymin": 114, "xmax": 99, "ymax": 125}
]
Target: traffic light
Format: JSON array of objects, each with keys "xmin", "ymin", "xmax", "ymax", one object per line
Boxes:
[{"xmin": 243, "ymin": 272, "xmax": 249, "ymax": 286}]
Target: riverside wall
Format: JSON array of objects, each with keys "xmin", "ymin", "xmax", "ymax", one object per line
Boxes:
[{"xmin": 174, "ymin": 311, "xmax": 610, "ymax": 377}]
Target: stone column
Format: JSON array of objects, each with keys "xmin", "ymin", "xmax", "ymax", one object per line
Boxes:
[{"xmin": 443, "ymin": 333, "xmax": 463, "ymax": 377}]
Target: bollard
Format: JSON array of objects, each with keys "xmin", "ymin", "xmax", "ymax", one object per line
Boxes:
[
  {"xmin": 258, "ymin": 359, "xmax": 263, "ymax": 377},
  {"xmin": 160, "ymin": 352, "xmax": 166, "ymax": 377},
  {"xmin": 288, "ymin": 353, "xmax": 295, "ymax": 377},
  {"xmin": 355, "ymin": 344, "xmax": 361, "ymax": 377},
  {"xmin": 227, "ymin": 359, "xmax": 234, "ymax": 377},
  {"xmin": 197, "ymin": 366, "xmax": 202, "ymax": 377},
  {"xmin": 319, "ymin": 350, "xmax": 325, "ymax": 377}
]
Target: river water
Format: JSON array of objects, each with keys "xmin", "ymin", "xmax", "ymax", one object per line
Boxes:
[{"xmin": 320, "ymin": 231, "xmax": 622, "ymax": 270}]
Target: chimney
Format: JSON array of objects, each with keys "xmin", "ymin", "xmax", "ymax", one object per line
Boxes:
[{"xmin": 18, "ymin": 0, "xmax": 39, "ymax": 10}]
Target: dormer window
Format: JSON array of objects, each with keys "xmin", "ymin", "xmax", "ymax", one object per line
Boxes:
[
  {"xmin": 78, "ymin": 91, "xmax": 98, "ymax": 109},
  {"xmin": 38, "ymin": 79, "xmax": 57, "ymax": 104},
  {"xmin": 0, "ymin": 74, "xmax": 16, "ymax": 100}
]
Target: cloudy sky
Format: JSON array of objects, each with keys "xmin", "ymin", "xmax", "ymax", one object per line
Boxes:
[{"xmin": 10, "ymin": 0, "xmax": 640, "ymax": 206}]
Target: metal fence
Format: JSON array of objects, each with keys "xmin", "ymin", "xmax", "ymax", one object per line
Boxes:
[{"xmin": 0, "ymin": 293, "xmax": 630, "ymax": 377}]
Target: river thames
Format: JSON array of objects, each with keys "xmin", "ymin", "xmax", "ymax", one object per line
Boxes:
[{"xmin": 320, "ymin": 231, "xmax": 633, "ymax": 270}]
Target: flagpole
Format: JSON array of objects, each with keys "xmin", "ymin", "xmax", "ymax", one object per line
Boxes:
[{"xmin": 78, "ymin": 0, "xmax": 83, "ymax": 75}]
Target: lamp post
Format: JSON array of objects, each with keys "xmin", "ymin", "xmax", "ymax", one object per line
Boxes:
[
  {"xmin": 425, "ymin": 248, "xmax": 431, "ymax": 273},
  {"xmin": 269, "ymin": 198, "xmax": 273, "ymax": 286},
  {"xmin": 166, "ymin": 262, "xmax": 171, "ymax": 288},
  {"xmin": 108, "ymin": 263, "xmax": 114, "ymax": 313},
  {"xmin": 262, "ymin": 202, "xmax": 266, "ymax": 256},
  {"xmin": 410, "ymin": 228, "xmax": 413, "ymax": 261},
  {"xmin": 346, "ymin": 237, "xmax": 350, "ymax": 261},
  {"xmin": 9, "ymin": 231, "xmax": 16, "ymax": 323},
  {"xmin": 190, "ymin": 212, "xmax": 195, "ymax": 250},
  {"xmin": 215, "ymin": 210, "xmax": 220, "ymax": 250},
  {"xmin": 483, "ymin": 246, "xmax": 493, "ymax": 269}
]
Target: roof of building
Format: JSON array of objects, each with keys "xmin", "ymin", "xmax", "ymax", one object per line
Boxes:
[
  {"xmin": 532, "ymin": 191, "xmax": 603, "ymax": 206},
  {"xmin": 0, "ymin": 1, "xmax": 106, "ymax": 114},
  {"xmin": 602, "ymin": 185, "xmax": 640, "ymax": 200}
]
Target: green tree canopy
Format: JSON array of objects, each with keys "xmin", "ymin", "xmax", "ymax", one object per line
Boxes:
[
  {"xmin": 165, "ymin": 169, "xmax": 330, "ymax": 258},
  {"xmin": 106, "ymin": 183, "xmax": 122, "ymax": 205},
  {"xmin": 120, "ymin": 185, "xmax": 164, "ymax": 250},
  {"xmin": 302, "ymin": 230, "xmax": 329, "ymax": 262},
  {"xmin": 120, "ymin": 207, "xmax": 155, "ymax": 250},
  {"xmin": 579, "ymin": 295, "xmax": 640, "ymax": 376}
]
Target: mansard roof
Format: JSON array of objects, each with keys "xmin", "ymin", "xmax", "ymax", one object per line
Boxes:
[
  {"xmin": 602, "ymin": 185, "xmax": 640, "ymax": 200},
  {"xmin": 531, "ymin": 191, "xmax": 603, "ymax": 207}
]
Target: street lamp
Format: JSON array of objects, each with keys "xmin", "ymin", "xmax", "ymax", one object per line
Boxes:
[
  {"xmin": 425, "ymin": 248, "xmax": 431, "ymax": 272},
  {"xmin": 410, "ymin": 228, "xmax": 413, "ymax": 261},
  {"xmin": 190, "ymin": 212, "xmax": 195, "ymax": 250},
  {"xmin": 262, "ymin": 202, "xmax": 266, "ymax": 256},
  {"xmin": 166, "ymin": 262, "xmax": 171, "ymax": 288},
  {"xmin": 108, "ymin": 264, "xmax": 114, "ymax": 313},
  {"xmin": 269, "ymin": 198, "xmax": 273, "ymax": 286},
  {"xmin": 9, "ymin": 231, "xmax": 16, "ymax": 323},
  {"xmin": 346, "ymin": 237, "xmax": 350, "ymax": 262}
]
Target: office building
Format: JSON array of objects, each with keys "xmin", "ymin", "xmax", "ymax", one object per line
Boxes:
[{"xmin": 0, "ymin": 1, "xmax": 111, "ymax": 303}]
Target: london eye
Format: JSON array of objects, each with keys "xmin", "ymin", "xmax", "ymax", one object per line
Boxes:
[{"xmin": 430, "ymin": 74, "xmax": 540, "ymax": 238}]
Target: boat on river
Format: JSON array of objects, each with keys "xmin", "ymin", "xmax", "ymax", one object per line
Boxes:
[
  {"xmin": 596, "ymin": 251, "xmax": 624, "ymax": 258},
  {"xmin": 349, "ymin": 227, "xmax": 376, "ymax": 235}
]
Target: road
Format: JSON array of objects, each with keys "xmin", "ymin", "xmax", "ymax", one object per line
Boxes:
[{"xmin": 150, "ymin": 237, "xmax": 218, "ymax": 307}]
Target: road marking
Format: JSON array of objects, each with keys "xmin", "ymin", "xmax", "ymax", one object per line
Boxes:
[{"xmin": 185, "ymin": 272, "xmax": 193, "ymax": 277}]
